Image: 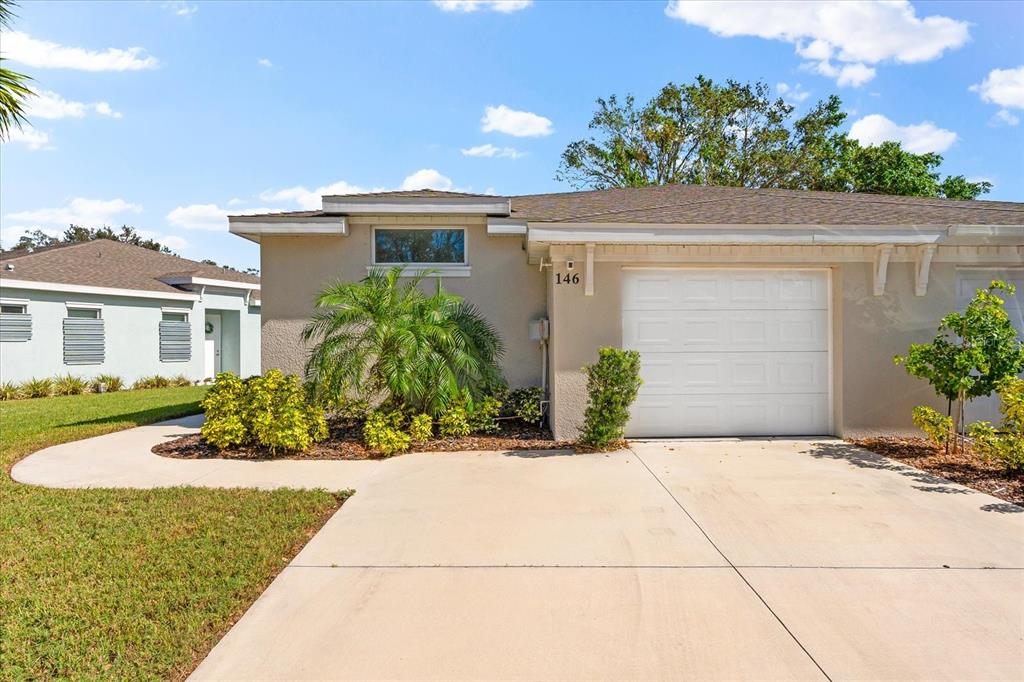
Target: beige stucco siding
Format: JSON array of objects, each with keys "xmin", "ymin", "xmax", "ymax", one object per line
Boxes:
[
  {"xmin": 259, "ymin": 219, "xmax": 546, "ymax": 387},
  {"xmin": 547, "ymin": 260, "xmax": 956, "ymax": 440}
]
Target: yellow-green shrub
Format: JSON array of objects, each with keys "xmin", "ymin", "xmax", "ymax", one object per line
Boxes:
[
  {"xmin": 409, "ymin": 414, "xmax": 433, "ymax": 443},
  {"xmin": 438, "ymin": 399, "xmax": 471, "ymax": 438},
  {"xmin": 247, "ymin": 370, "xmax": 327, "ymax": 454},
  {"xmin": 468, "ymin": 395, "xmax": 502, "ymax": 434},
  {"xmin": 912, "ymin": 405, "xmax": 953, "ymax": 446},
  {"xmin": 200, "ymin": 372, "xmax": 250, "ymax": 449},
  {"xmin": 580, "ymin": 348, "xmax": 642, "ymax": 449},
  {"xmin": 969, "ymin": 378, "xmax": 1024, "ymax": 473},
  {"xmin": 363, "ymin": 410, "xmax": 411, "ymax": 456}
]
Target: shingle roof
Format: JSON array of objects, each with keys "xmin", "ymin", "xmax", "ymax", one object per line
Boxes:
[
  {"xmin": 235, "ymin": 184, "xmax": 1024, "ymax": 226},
  {"xmin": 320, "ymin": 189, "xmax": 503, "ymax": 200},
  {"xmin": 0, "ymin": 240, "xmax": 259, "ymax": 294},
  {"xmin": 508, "ymin": 185, "xmax": 1024, "ymax": 225}
]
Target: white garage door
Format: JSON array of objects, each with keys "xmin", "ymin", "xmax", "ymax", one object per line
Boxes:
[
  {"xmin": 622, "ymin": 268, "xmax": 831, "ymax": 437},
  {"xmin": 958, "ymin": 269, "xmax": 1024, "ymax": 425}
]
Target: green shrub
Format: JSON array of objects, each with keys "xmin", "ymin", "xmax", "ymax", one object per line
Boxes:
[
  {"xmin": 200, "ymin": 372, "xmax": 250, "ymax": 449},
  {"xmin": 579, "ymin": 348, "xmax": 642, "ymax": 449},
  {"xmin": 438, "ymin": 397, "xmax": 471, "ymax": 438},
  {"xmin": 409, "ymin": 413, "xmax": 434, "ymax": 443},
  {"xmin": 170, "ymin": 374, "xmax": 192, "ymax": 387},
  {"xmin": 468, "ymin": 394, "xmax": 502, "ymax": 434},
  {"xmin": 247, "ymin": 370, "xmax": 328, "ymax": 454},
  {"xmin": 363, "ymin": 410, "xmax": 412, "ymax": 456},
  {"xmin": 912, "ymin": 405, "xmax": 953, "ymax": 447},
  {"xmin": 20, "ymin": 377, "xmax": 53, "ymax": 399},
  {"xmin": 504, "ymin": 387, "xmax": 544, "ymax": 425},
  {"xmin": 92, "ymin": 374, "xmax": 124, "ymax": 392},
  {"xmin": 133, "ymin": 375, "xmax": 171, "ymax": 390},
  {"xmin": 0, "ymin": 382, "xmax": 22, "ymax": 400},
  {"xmin": 53, "ymin": 374, "xmax": 89, "ymax": 396},
  {"xmin": 969, "ymin": 378, "xmax": 1024, "ymax": 473}
]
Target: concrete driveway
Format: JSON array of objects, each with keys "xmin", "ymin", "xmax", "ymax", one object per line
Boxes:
[{"xmin": 190, "ymin": 439, "xmax": 1024, "ymax": 681}]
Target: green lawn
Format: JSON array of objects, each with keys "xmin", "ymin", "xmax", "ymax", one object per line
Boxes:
[{"xmin": 0, "ymin": 388, "xmax": 347, "ymax": 680}]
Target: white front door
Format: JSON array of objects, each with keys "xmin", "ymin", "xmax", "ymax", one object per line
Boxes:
[
  {"xmin": 204, "ymin": 313, "xmax": 222, "ymax": 379},
  {"xmin": 623, "ymin": 268, "xmax": 831, "ymax": 437}
]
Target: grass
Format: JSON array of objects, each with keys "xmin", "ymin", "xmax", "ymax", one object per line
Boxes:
[{"xmin": 0, "ymin": 387, "xmax": 347, "ymax": 680}]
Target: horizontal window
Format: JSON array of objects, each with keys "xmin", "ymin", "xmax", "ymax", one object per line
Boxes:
[
  {"xmin": 67, "ymin": 307, "xmax": 101, "ymax": 320},
  {"xmin": 373, "ymin": 228, "xmax": 466, "ymax": 265},
  {"xmin": 64, "ymin": 317, "xmax": 104, "ymax": 365},
  {"xmin": 162, "ymin": 311, "xmax": 188, "ymax": 322},
  {"xmin": 1, "ymin": 303, "xmax": 27, "ymax": 314}
]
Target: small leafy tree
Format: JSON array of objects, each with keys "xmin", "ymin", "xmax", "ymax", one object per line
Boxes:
[
  {"xmin": 895, "ymin": 282, "xmax": 1024, "ymax": 452},
  {"xmin": 303, "ymin": 267, "xmax": 505, "ymax": 416},
  {"xmin": 579, "ymin": 348, "xmax": 643, "ymax": 449}
]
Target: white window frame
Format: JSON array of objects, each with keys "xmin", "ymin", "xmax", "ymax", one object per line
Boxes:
[
  {"xmin": 0, "ymin": 298, "xmax": 28, "ymax": 315},
  {"xmin": 369, "ymin": 226, "xmax": 471, "ymax": 276},
  {"xmin": 161, "ymin": 307, "xmax": 190, "ymax": 322},
  {"xmin": 66, "ymin": 302, "xmax": 103, "ymax": 319}
]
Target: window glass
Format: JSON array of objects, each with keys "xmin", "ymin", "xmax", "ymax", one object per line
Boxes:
[
  {"xmin": 67, "ymin": 308, "xmax": 100, "ymax": 319},
  {"xmin": 0, "ymin": 304, "xmax": 26, "ymax": 314},
  {"xmin": 162, "ymin": 312, "xmax": 188, "ymax": 322},
  {"xmin": 374, "ymin": 229, "xmax": 465, "ymax": 264}
]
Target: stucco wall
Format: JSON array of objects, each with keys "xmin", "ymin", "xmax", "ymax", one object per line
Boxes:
[
  {"xmin": 259, "ymin": 218, "xmax": 546, "ymax": 387},
  {"xmin": 0, "ymin": 286, "xmax": 260, "ymax": 385},
  {"xmin": 547, "ymin": 260, "xmax": 962, "ymax": 441}
]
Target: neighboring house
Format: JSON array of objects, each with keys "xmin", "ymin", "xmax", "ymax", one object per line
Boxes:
[
  {"xmin": 0, "ymin": 240, "xmax": 261, "ymax": 385},
  {"xmin": 229, "ymin": 186, "xmax": 1023, "ymax": 440}
]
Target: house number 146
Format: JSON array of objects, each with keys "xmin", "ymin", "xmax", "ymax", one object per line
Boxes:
[{"xmin": 556, "ymin": 273, "xmax": 580, "ymax": 285}]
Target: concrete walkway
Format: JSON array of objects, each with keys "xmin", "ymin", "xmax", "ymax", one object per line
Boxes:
[{"xmin": 12, "ymin": 422, "xmax": 1024, "ymax": 681}]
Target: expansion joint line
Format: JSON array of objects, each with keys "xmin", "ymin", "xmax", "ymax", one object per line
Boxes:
[{"xmin": 628, "ymin": 446, "xmax": 834, "ymax": 682}]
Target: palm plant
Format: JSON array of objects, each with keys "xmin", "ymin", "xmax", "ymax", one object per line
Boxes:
[
  {"xmin": 0, "ymin": 0, "xmax": 35, "ymax": 141},
  {"xmin": 302, "ymin": 267, "xmax": 504, "ymax": 416}
]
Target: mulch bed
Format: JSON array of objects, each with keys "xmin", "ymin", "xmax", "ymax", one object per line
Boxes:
[
  {"xmin": 850, "ymin": 436, "xmax": 1023, "ymax": 507},
  {"xmin": 153, "ymin": 420, "xmax": 574, "ymax": 461}
]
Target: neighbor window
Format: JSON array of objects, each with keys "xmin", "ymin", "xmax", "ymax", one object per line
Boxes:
[
  {"xmin": 67, "ymin": 307, "xmax": 101, "ymax": 319},
  {"xmin": 0, "ymin": 301, "xmax": 31, "ymax": 342},
  {"xmin": 373, "ymin": 228, "xmax": 466, "ymax": 264},
  {"xmin": 162, "ymin": 311, "xmax": 188, "ymax": 322}
]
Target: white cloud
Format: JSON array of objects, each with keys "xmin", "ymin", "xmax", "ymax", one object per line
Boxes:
[
  {"xmin": 260, "ymin": 180, "xmax": 373, "ymax": 210},
  {"xmin": 992, "ymin": 109, "xmax": 1020, "ymax": 127},
  {"xmin": 165, "ymin": 204, "xmax": 276, "ymax": 231},
  {"xmin": 776, "ymin": 82, "xmax": 810, "ymax": 104},
  {"xmin": 226, "ymin": 197, "xmax": 245, "ymax": 206},
  {"xmin": 433, "ymin": 0, "xmax": 531, "ymax": 12},
  {"xmin": 970, "ymin": 66, "xmax": 1024, "ymax": 127},
  {"xmin": 481, "ymin": 104, "xmax": 552, "ymax": 137},
  {"xmin": 162, "ymin": 1, "xmax": 197, "ymax": 17},
  {"xmin": 665, "ymin": 1, "xmax": 969, "ymax": 87},
  {"xmin": 849, "ymin": 114, "xmax": 957, "ymax": 154},
  {"xmin": 400, "ymin": 169, "xmax": 453, "ymax": 191},
  {"xmin": 4, "ymin": 126, "xmax": 53, "ymax": 150},
  {"xmin": 460, "ymin": 143, "xmax": 523, "ymax": 158},
  {"xmin": 6, "ymin": 197, "xmax": 142, "ymax": 227},
  {"xmin": 27, "ymin": 90, "xmax": 121, "ymax": 120},
  {"xmin": 257, "ymin": 58, "xmax": 273, "ymax": 68},
  {"xmin": 1, "ymin": 31, "xmax": 159, "ymax": 71},
  {"xmin": 159, "ymin": 234, "xmax": 190, "ymax": 250}
]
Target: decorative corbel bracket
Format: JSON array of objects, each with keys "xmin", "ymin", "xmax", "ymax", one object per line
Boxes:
[
  {"xmin": 873, "ymin": 244, "xmax": 894, "ymax": 296},
  {"xmin": 584, "ymin": 243, "xmax": 595, "ymax": 297},
  {"xmin": 914, "ymin": 244, "xmax": 937, "ymax": 297}
]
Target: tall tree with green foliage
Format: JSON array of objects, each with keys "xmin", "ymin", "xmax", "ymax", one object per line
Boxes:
[
  {"xmin": 302, "ymin": 267, "xmax": 505, "ymax": 416},
  {"xmin": 558, "ymin": 75, "xmax": 991, "ymax": 200},
  {"xmin": 0, "ymin": 0, "xmax": 34, "ymax": 141},
  {"xmin": 895, "ymin": 281, "xmax": 1023, "ymax": 452},
  {"xmin": 10, "ymin": 225, "xmax": 175, "ymax": 254}
]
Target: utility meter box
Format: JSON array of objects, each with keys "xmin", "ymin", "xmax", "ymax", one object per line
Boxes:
[{"xmin": 528, "ymin": 318, "xmax": 550, "ymax": 341}]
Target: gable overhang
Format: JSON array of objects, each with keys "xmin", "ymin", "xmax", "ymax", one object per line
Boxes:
[
  {"xmin": 157, "ymin": 275, "xmax": 260, "ymax": 292},
  {"xmin": 0, "ymin": 278, "xmax": 200, "ymax": 301},
  {"xmin": 228, "ymin": 216, "xmax": 348, "ymax": 243},
  {"xmin": 322, "ymin": 195, "xmax": 511, "ymax": 216}
]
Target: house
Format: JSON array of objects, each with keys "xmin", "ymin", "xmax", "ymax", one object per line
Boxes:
[
  {"xmin": 0, "ymin": 240, "xmax": 261, "ymax": 385},
  {"xmin": 228, "ymin": 186, "xmax": 1023, "ymax": 440}
]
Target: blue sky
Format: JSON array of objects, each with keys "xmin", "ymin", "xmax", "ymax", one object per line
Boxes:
[{"xmin": 1, "ymin": 0, "xmax": 1022, "ymax": 271}]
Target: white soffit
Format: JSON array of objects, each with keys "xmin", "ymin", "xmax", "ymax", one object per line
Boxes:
[
  {"xmin": 487, "ymin": 218, "xmax": 528, "ymax": 235},
  {"xmin": 228, "ymin": 217, "xmax": 348, "ymax": 243},
  {"xmin": 0, "ymin": 278, "xmax": 199, "ymax": 301}
]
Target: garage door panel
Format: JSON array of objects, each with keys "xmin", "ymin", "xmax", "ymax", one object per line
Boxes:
[
  {"xmin": 623, "ymin": 269, "xmax": 828, "ymax": 311},
  {"xmin": 623, "ymin": 268, "xmax": 831, "ymax": 437},
  {"xmin": 623, "ymin": 310, "xmax": 828, "ymax": 352},
  {"xmin": 637, "ymin": 352, "xmax": 828, "ymax": 395},
  {"xmin": 629, "ymin": 393, "xmax": 830, "ymax": 437}
]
